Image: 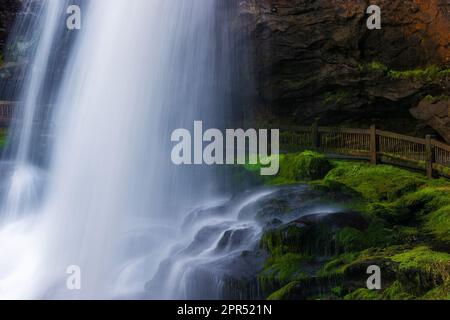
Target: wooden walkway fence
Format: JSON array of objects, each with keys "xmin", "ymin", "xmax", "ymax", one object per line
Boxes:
[
  {"xmin": 0, "ymin": 101, "xmax": 52, "ymax": 127},
  {"xmin": 0, "ymin": 101, "xmax": 17, "ymax": 126},
  {"xmin": 280, "ymin": 124, "xmax": 450, "ymax": 179},
  {"xmin": 2, "ymin": 101, "xmax": 450, "ymax": 178}
]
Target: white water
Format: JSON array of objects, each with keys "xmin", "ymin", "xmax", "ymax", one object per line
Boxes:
[{"xmin": 0, "ymin": 0, "xmax": 238, "ymax": 299}]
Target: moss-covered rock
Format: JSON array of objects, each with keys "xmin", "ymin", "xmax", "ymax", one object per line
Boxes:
[
  {"xmin": 391, "ymin": 246, "xmax": 450, "ymax": 295},
  {"xmin": 274, "ymin": 151, "xmax": 332, "ymax": 183},
  {"xmin": 0, "ymin": 128, "xmax": 7, "ymax": 149},
  {"xmin": 425, "ymin": 206, "xmax": 450, "ymax": 246},
  {"xmin": 381, "ymin": 281, "xmax": 415, "ymax": 300},
  {"xmin": 344, "ymin": 288, "xmax": 381, "ymax": 300},
  {"xmin": 267, "ymin": 281, "xmax": 302, "ymax": 300},
  {"xmin": 335, "ymin": 220, "xmax": 395, "ymax": 253},
  {"xmin": 261, "ymin": 211, "xmax": 370, "ymax": 257},
  {"xmin": 324, "ymin": 162, "xmax": 427, "ymax": 202},
  {"xmin": 258, "ymin": 253, "xmax": 310, "ymax": 292},
  {"xmin": 244, "ymin": 152, "xmax": 450, "ymax": 300}
]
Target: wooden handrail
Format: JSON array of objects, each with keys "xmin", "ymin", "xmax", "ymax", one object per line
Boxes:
[
  {"xmin": 432, "ymin": 139, "xmax": 450, "ymax": 152},
  {"xmin": 376, "ymin": 129, "xmax": 426, "ymax": 145},
  {"xmin": 1, "ymin": 102, "xmax": 450, "ymax": 178},
  {"xmin": 281, "ymin": 124, "xmax": 450, "ymax": 179}
]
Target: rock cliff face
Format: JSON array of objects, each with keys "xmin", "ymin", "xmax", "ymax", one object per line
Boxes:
[
  {"xmin": 1, "ymin": 0, "xmax": 449, "ymax": 140},
  {"xmin": 0, "ymin": 0, "xmax": 21, "ymax": 61},
  {"xmin": 233, "ymin": 0, "xmax": 450, "ymax": 140}
]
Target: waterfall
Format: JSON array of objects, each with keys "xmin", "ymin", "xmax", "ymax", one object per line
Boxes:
[
  {"xmin": 0, "ymin": 0, "xmax": 243, "ymax": 299},
  {"xmin": 0, "ymin": 1, "xmax": 70, "ymax": 220}
]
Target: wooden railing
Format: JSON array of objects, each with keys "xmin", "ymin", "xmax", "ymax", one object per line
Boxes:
[
  {"xmin": 281, "ymin": 124, "xmax": 450, "ymax": 179},
  {"xmin": 0, "ymin": 101, "xmax": 52, "ymax": 126},
  {"xmin": 0, "ymin": 101, "xmax": 18, "ymax": 125},
  {"xmin": 2, "ymin": 101, "xmax": 450, "ymax": 178}
]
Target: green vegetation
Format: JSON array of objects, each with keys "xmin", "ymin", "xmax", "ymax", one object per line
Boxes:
[
  {"xmin": 323, "ymin": 91, "xmax": 349, "ymax": 106},
  {"xmin": 244, "ymin": 151, "xmax": 450, "ymax": 300},
  {"xmin": 424, "ymin": 94, "xmax": 450, "ymax": 103},
  {"xmin": 259, "ymin": 253, "xmax": 310, "ymax": 290},
  {"xmin": 246, "ymin": 151, "xmax": 333, "ymax": 185},
  {"xmin": 335, "ymin": 221, "xmax": 395, "ymax": 252},
  {"xmin": 279, "ymin": 151, "xmax": 332, "ymax": 182},
  {"xmin": 360, "ymin": 61, "xmax": 450, "ymax": 83},
  {"xmin": 267, "ymin": 281, "xmax": 302, "ymax": 300},
  {"xmin": 359, "ymin": 61, "xmax": 388, "ymax": 73},
  {"xmin": 389, "ymin": 65, "xmax": 450, "ymax": 82},
  {"xmin": 324, "ymin": 162, "xmax": 426, "ymax": 202},
  {"xmin": 0, "ymin": 128, "xmax": 8, "ymax": 148}
]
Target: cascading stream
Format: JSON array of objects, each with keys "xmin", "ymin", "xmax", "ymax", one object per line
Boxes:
[
  {"xmin": 0, "ymin": 1, "xmax": 70, "ymax": 220},
  {"xmin": 0, "ymin": 0, "xmax": 241, "ymax": 299}
]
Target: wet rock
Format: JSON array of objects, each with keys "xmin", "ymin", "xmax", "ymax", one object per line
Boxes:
[
  {"xmin": 183, "ymin": 224, "xmax": 232, "ymax": 255},
  {"xmin": 182, "ymin": 204, "xmax": 230, "ymax": 229},
  {"xmin": 410, "ymin": 96, "xmax": 450, "ymax": 143},
  {"xmin": 0, "ymin": 0, "xmax": 21, "ymax": 56},
  {"xmin": 261, "ymin": 210, "xmax": 369, "ymax": 257},
  {"xmin": 238, "ymin": 185, "xmax": 352, "ymax": 224},
  {"xmin": 215, "ymin": 227, "xmax": 257, "ymax": 252},
  {"xmin": 294, "ymin": 211, "xmax": 369, "ymax": 231},
  {"xmin": 231, "ymin": 0, "xmax": 450, "ymax": 134}
]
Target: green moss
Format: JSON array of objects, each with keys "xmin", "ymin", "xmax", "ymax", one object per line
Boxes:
[
  {"xmin": 389, "ymin": 65, "xmax": 450, "ymax": 82},
  {"xmin": 391, "ymin": 246, "xmax": 450, "ymax": 295},
  {"xmin": 383, "ymin": 184, "xmax": 450, "ymax": 244},
  {"xmin": 261, "ymin": 224, "xmax": 302, "ymax": 256},
  {"xmin": 335, "ymin": 221, "xmax": 394, "ymax": 252},
  {"xmin": 397, "ymin": 185, "xmax": 450, "ymax": 214},
  {"xmin": 422, "ymin": 285, "xmax": 450, "ymax": 300},
  {"xmin": 392, "ymin": 246, "xmax": 450, "ymax": 270},
  {"xmin": 244, "ymin": 151, "xmax": 450, "ymax": 299},
  {"xmin": 344, "ymin": 288, "xmax": 381, "ymax": 300},
  {"xmin": 381, "ymin": 281, "xmax": 415, "ymax": 300},
  {"xmin": 335, "ymin": 228, "xmax": 365, "ymax": 252},
  {"xmin": 279, "ymin": 151, "xmax": 332, "ymax": 182},
  {"xmin": 318, "ymin": 252, "xmax": 359, "ymax": 277},
  {"xmin": 360, "ymin": 61, "xmax": 389, "ymax": 73},
  {"xmin": 425, "ymin": 206, "xmax": 450, "ymax": 244},
  {"xmin": 267, "ymin": 281, "xmax": 302, "ymax": 300},
  {"xmin": 424, "ymin": 95, "xmax": 450, "ymax": 103},
  {"xmin": 258, "ymin": 253, "xmax": 310, "ymax": 292},
  {"xmin": 331, "ymin": 286, "xmax": 344, "ymax": 298},
  {"xmin": 324, "ymin": 162, "xmax": 426, "ymax": 202},
  {"xmin": 360, "ymin": 61, "xmax": 450, "ymax": 83},
  {"xmin": 263, "ymin": 222, "xmax": 336, "ymax": 257},
  {"xmin": 0, "ymin": 128, "xmax": 8, "ymax": 149},
  {"xmin": 367, "ymin": 202, "xmax": 411, "ymax": 223},
  {"xmin": 392, "ymin": 226, "xmax": 420, "ymax": 245},
  {"xmin": 323, "ymin": 91, "xmax": 349, "ymax": 106}
]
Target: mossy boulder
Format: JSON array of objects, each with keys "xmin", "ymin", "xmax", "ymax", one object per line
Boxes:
[
  {"xmin": 335, "ymin": 220, "xmax": 395, "ymax": 253},
  {"xmin": 324, "ymin": 162, "xmax": 426, "ymax": 202},
  {"xmin": 425, "ymin": 206, "xmax": 450, "ymax": 245},
  {"xmin": 258, "ymin": 253, "xmax": 310, "ymax": 292},
  {"xmin": 244, "ymin": 153, "xmax": 450, "ymax": 300},
  {"xmin": 391, "ymin": 246, "xmax": 450, "ymax": 295},
  {"xmin": 332, "ymin": 246, "xmax": 450, "ymax": 299},
  {"xmin": 278, "ymin": 151, "xmax": 333, "ymax": 182},
  {"xmin": 261, "ymin": 211, "xmax": 370, "ymax": 257},
  {"xmin": 344, "ymin": 288, "xmax": 381, "ymax": 300},
  {"xmin": 267, "ymin": 281, "xmax": 303, "ymax": 300}
]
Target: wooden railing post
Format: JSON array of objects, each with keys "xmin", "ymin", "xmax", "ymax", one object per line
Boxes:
[
  {"xmin": 311, "ymin": 120, "xmax": 320, "ymax": 149},
  {"xmin": 370, "ymin": 124, "xmax": 377, "ymax": 165},
  {"xmin": 426, "ymin": 135, "xmax": 434, "ymax": 179}
]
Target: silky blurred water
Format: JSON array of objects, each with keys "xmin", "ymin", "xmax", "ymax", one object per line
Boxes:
[{"xmin": 0, "ymin": 0, "xmax": 243, "ymax": 299}]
